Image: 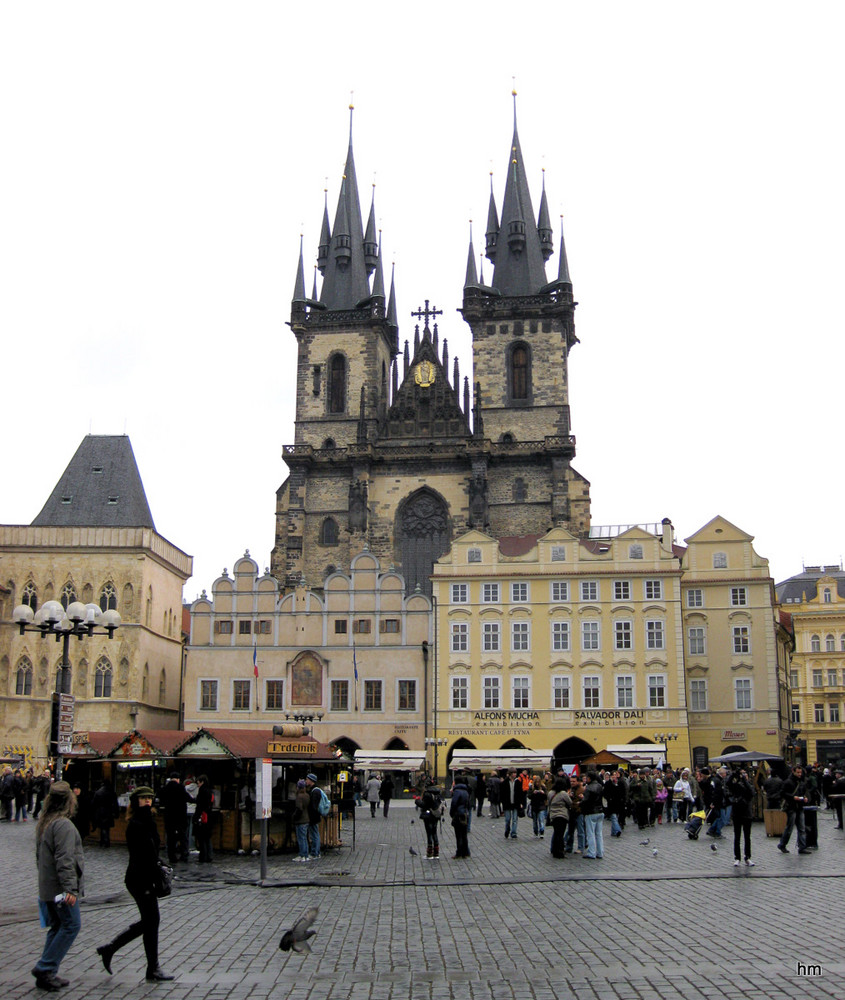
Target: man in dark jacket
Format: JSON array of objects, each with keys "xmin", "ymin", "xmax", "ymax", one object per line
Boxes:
[
  {"xmin": 706, "ymin": 767, "xmax": 729, "ymax": 838},
  {"xmin": 499, "ymin": 770, "xmax": 526, "ymax": 839},
  {"xmin": 762, "ymin": 770, "xmax": 784, "ymax": 810},
  {"xmin": 304, "ymin": 773, "xmax": 323, "ymax": 858},
  {"xmin": 581, "ymin": 771, "xmax": 605, "ymax": 859},
  {"xmin": 831, "ymin": 769, "xmax": 845, "ymax": 829},
  {"xmin": 604, "ymin": 771, "xmax": 627, "ymax": 837},
  {"xmin": 449, "ymin": 774, "xmax": 471, "ymax": 858},
  {"xmin": 160, "ymin": 772, "xmax": 192, "ymax": 863},
  {"xmin": 475, "ymin": 770, "xmax": 486, "ymax": 817},
  {"xmin": 778, "ymin": 765, "xmax": 810, "ymax": 854}
]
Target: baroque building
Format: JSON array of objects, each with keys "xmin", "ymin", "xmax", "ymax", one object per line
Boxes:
[
  {"xmin": 0, "ymin": 436, "xmax": 192, "ymax": 767},
  {"xmin": 271, "ymin": 109, "xmax": 590, "ymax": 598},
  {"xmin": 777, "ymin": 565, "xmax": 845, "ymax": 767}
]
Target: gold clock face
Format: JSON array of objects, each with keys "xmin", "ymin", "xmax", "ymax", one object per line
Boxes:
[{"xmin": 414, "ymin": 360, "xmax": 436, "ymax": 388}]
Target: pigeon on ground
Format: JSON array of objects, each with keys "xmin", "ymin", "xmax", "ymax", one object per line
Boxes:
[
  {"xmin": 710, "ymin": 844, "xmax": 718, "ymax": 852},
  {"xmin": 652, "ymin": 849, "xmax": 658, "ymax": 856},
  {"xmin": 409, "ymin": 845, "xmax": 418, "ymax": 856},
  {"xmin": 639, "ymin": 839, "xmax": 650, "ymax": 846},
  {"xmin": 410, "ymin": 819, "xmax": 415, "ymax": 824},
  {"xmin": 279, "ymin": 907, "xmax": 319, "ymax": 954}
]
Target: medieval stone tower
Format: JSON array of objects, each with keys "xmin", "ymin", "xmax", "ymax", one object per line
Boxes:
[{"xmin": 271, "ymin": 108, "xmax": 591, "ymax": 595}]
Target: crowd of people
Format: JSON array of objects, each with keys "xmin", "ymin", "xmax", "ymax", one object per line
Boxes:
[{"xmin": 412, "ymin": 760, "xmax": 845, "ymax": 866}]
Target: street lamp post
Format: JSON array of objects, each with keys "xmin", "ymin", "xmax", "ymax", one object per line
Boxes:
[
  {"xmin": 424, "ymin": 737, "xmax": 448, "ymax": 784},
  {"xmin": 13, "ymin": 599, "xmax": 120, "ymax": 780}
]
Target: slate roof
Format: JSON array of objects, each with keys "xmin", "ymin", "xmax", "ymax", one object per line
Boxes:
[
  {"xmin": 776, "ymin": 566, "xmax": 845, "ymax": 604},
  {"xmin": 32, "ymin": 435, "xmax": 155, "ymax": 529}
]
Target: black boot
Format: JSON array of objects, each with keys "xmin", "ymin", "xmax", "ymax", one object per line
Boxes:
[
  {"xmin": 96, "ymin": 946, "xmax": 115, "ymax": 975},
  {"xmin": 146, "ymin": 968, "xmax": 175, "ymax": 982}
]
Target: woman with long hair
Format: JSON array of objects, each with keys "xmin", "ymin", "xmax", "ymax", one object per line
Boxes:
[
  {"xmin": 96, "ymin": 786, "xmax": 174, "ymax": 982},
  {"xmin": 32, "ymin": 780, "xmax": 84, "ymax": 991}
]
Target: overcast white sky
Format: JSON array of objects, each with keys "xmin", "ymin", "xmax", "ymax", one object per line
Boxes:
[{"xmin": 2, "ymin": 2, "xmax": 843, "ymax": 600}]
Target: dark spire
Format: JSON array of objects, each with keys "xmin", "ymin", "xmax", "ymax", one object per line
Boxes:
[
  {"xmin": 485, "ymin": 174, "xmax": 499, "ymax": 263},
  {"xmin": 537, "ymin": 170, "xmax": 554, "ymax": 262},
  {"xmin": 464, "ymin": 223, "xmax": 479, "ymax": 288},
  {"xmin": 463, "ymin": 376, "xmax": 470, "ymax": 418},
  {"xmin": 557, "ymin": 216, "xmax": 572, "ymax": 285},
  {"xmin": 403, "ymin": 338, "xmax": 410, "ymax": 375},
  {"xmin": 442, "ymin": 338, "xmax": 449, "ymax": 383},
  {"xmin": 317, "ymin": 189, "xmax": 331, "ymax": 274},
  {"xmin": 371, "ymin": 233, "xmax": 385, "ymax": 300},
  {"xmin": 489, "ymin": 96, "xmax": 549, "ymax": 296},
  {"xmin": 292, "ymin": 235, "xmax": 307, "ymax": 305},
  {"xmin": 386, "ymin": 263, "xmax": 398, "ymax": 329},
  {"xmin": 364, "ymin": 186, "xmax": 379, "ymax": 275},
  {"xmin": 311, "ymin": 266, "xmax": 318, "ymax": 301},
  {"xmin": 453, "ymin": 355, "xmax": 460, "ymax": 392},
  {"xmin": 318, "ymin": 104, "xmax": 371, "ymax": 310}
]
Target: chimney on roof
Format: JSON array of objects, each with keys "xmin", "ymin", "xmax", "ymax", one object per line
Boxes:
[{"xmin": 661, "ymin": 518, "xmax": 673, "ymax": 550}]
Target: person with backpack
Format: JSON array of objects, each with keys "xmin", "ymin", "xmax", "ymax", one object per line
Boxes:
[
  {"xmin": 420, "ymin": 783, "xmax": 443, "ymax": 858},
  {"xmin": 304, "ymin": 773, "xmax": 324, "ymax": 859}
]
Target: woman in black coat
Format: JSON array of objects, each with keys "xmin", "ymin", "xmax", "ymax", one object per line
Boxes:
[
  {"xmin": 726, "ymin": 769, "xmax": 755, "ymax": 867},
  {"xmin": 96, "ymin": 787, "xmax": 174, "ymax": 982}
]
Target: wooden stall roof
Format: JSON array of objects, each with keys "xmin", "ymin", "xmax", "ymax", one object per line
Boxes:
[{"xmin": 67, "ymin": 728, "xmax": 340, "ymax": 763}]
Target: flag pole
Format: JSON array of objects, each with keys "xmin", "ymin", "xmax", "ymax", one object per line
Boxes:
[{"xmin": 253, "ymin": 640, "xmax": 260, "ymax": 712}]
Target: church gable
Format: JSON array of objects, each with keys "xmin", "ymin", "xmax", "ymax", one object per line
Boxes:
[{"xmin": 380, "ymin": 331, "xmax": 471, "ymax": 442}]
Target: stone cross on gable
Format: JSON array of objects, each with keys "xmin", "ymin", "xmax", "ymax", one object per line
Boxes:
[{"xmin": 411, "ymin": 300, "xmax": 443, "ymax": 332}]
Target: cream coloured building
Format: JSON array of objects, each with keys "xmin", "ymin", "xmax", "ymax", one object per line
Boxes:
[
  {"xmin": 186, "ymin": 550, "xmax": 432, "ymax": 757},
  {"xmin": 0, "ymin": 436, "xmax": 193, "ymax": 768},
  {"xmin": 681, "ymin": 516, "xmax": 791, "ymax": 766},
  {"xmin": 429, "ymin": 522, "xmax": 692, "ymax": 774},
  {"xmin": 776, "ymin": 565, "xmax": 845, "ymax": 767}
]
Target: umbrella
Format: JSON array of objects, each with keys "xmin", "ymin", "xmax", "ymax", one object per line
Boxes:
[{"xmin": 708, "ymin": 751, "xmax": 783, "ymax": 763}]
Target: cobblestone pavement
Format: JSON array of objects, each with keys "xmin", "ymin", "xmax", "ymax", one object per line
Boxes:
[{"xmin": 2, "ymin": 802, "xmax": 843, "ymax": 999}]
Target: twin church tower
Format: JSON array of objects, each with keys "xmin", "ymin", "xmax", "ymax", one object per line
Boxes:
[{"xmin": 271, "ymin": 106, "xmax": 591, "ymax": 596}]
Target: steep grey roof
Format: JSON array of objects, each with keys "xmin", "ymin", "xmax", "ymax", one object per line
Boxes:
[
  {"xmin": 776, "ymin": 566, "xmax": 845, "ymax": 604},
  {"xmin": 317, "ymin": 134, "xmax": 372, "ymax": 310},
  {"xmin": 32, "ymin": 435, "xmax": 156, "ymax": 529},
  {"xmin": 487, "ymin": 123, "xmax": 551, "ymax": 296}
]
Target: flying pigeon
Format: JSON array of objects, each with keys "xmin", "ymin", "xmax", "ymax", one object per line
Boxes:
[
  {"xmin": 279, "ymin": 907, "xmax": 319, "ymax": 954},
  {"xmin": 409, "ymin": 845, "xmax": 418, "ymax": 856},
  {"xmin": 639, "ymin": 839, "xmax": 650, "ymax": 846}
]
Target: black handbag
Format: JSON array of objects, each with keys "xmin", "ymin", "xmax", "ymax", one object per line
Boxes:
[{"xmin": 155, "ymin": 861, "xmax": 173, "ymax": 898}]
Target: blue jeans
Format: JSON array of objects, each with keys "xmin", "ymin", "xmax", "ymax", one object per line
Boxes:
[
  {"xmin": 307, "ymin": 822, "xmax": 321, "ymax": 857},
  {"xmin": 532, "ymin": 809, "xmax": 546, "ymax": 836},
  {"xmin": 565, "ymin": 814, "xmax": 586, "ymax": 852},
  {"xmin": 295, "ymin": 824, "xmax": 309, "ymax": 858},
  {"xmin": 609, "ymin": 812, "xmax": 623, "ymax": 836},
  {"xmin": 708, "ymin": 807, "xmax": 730, "ymax": 836},
  {"xmin": 779, "ymin": 809, "xmax": 806, "ymax": 851},
  {"xmin": 34, "ymin": 899, "xmax": 81, "ymax": 975},
  {"xmin": 583, "ymin": 813, "xmax": 604, "ymax": 858},
  {"xmin": 503, "ymin": 808, "xmax": 518, "ymax": 837}
]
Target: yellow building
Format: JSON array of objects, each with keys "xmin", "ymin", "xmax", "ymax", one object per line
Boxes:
[
  {"xmin": 681, "ymin": 516, "xmax": 791, "ymax": 765},
  {"xmin": 777, "ymin": 565, "xmax": 845, "ymax": 767},
  {"xmin": 430, "ymin": 522, "xmax": 691, "ymax": 774},
  {"xmin": 186, "ymin": 550, "xmax": 432, "ymax": 759},
  {"xmin": 0, "ymin": 436, "xmax": 193, "ymax": 768}
]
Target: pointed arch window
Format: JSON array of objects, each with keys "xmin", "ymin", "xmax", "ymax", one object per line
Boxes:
[
  {"xmin": 142, "ymin": 663, "xmax": 149, "ymax": 700},
  {"xmin": 320, "ymin": 517, "xmax": 339, "ymax": 546},
  {"xmin": 100, "ymin": 582, "xmax": 117, "ymax": 612},
  {"xmin": 94, "ymin": 657, "xmax": 113, "ymax": 698},
  {"xmin": 60, "ymin": 582, "xmax": 77, "ymax": 610},
  {"xmin": 328, "ymin": 354, "xmax": 347, "ymax": 414},
  {"xmin": 159, "ymin": 669, "xmax": 167, "ymax": 705},
  {"xmin": 15, "ymin": 656, "xmax": 33, "ymax": 696},
  {"xmin": 508, "ymin": 342, "xmax": 531, "ymax": 403},
  {"xmin": 22, "ymin": 581, "xmax": 38, "ymax": 611}
]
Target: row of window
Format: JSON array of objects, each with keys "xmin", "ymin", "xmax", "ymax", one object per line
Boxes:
[
  {"xmin": 446, "ymin": 675, "xmax": 751, "ymax": 712},
  {"xmin": 451, "ymin": 619, "xmax": 669, "ymax": 653},
  {"xmin": 791, "ymin": 703, "xmax": 843, "ymax": 724},
  {"xmin": 450, "ymin": 581, "xmax": 754, "ymax": 607},
  {"xmin": 211, "ymin": 618, "xmax": 402, "ymax": 636},
  {"xmin": 20, "ymin": 580, "xmax": 119, "ymax": 613},
  {"xmin": 11, "ymin": 656, "xmax": 159, "ymax": 700},
  {"xmin": 198, "ymin": 678, "xmax": 416, "ymax": 713},
  {"xmin": 451, "ymin": 579, "xmax": 668, "ymax": 604},
  {"xmin": 809, "ymin": 634, "xmax": 845, "ymax": 653}
]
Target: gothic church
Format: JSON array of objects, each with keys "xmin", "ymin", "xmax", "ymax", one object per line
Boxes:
[{"xmin": 271, "ymin": 110, "xmax": 591, "ymax": 596}]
